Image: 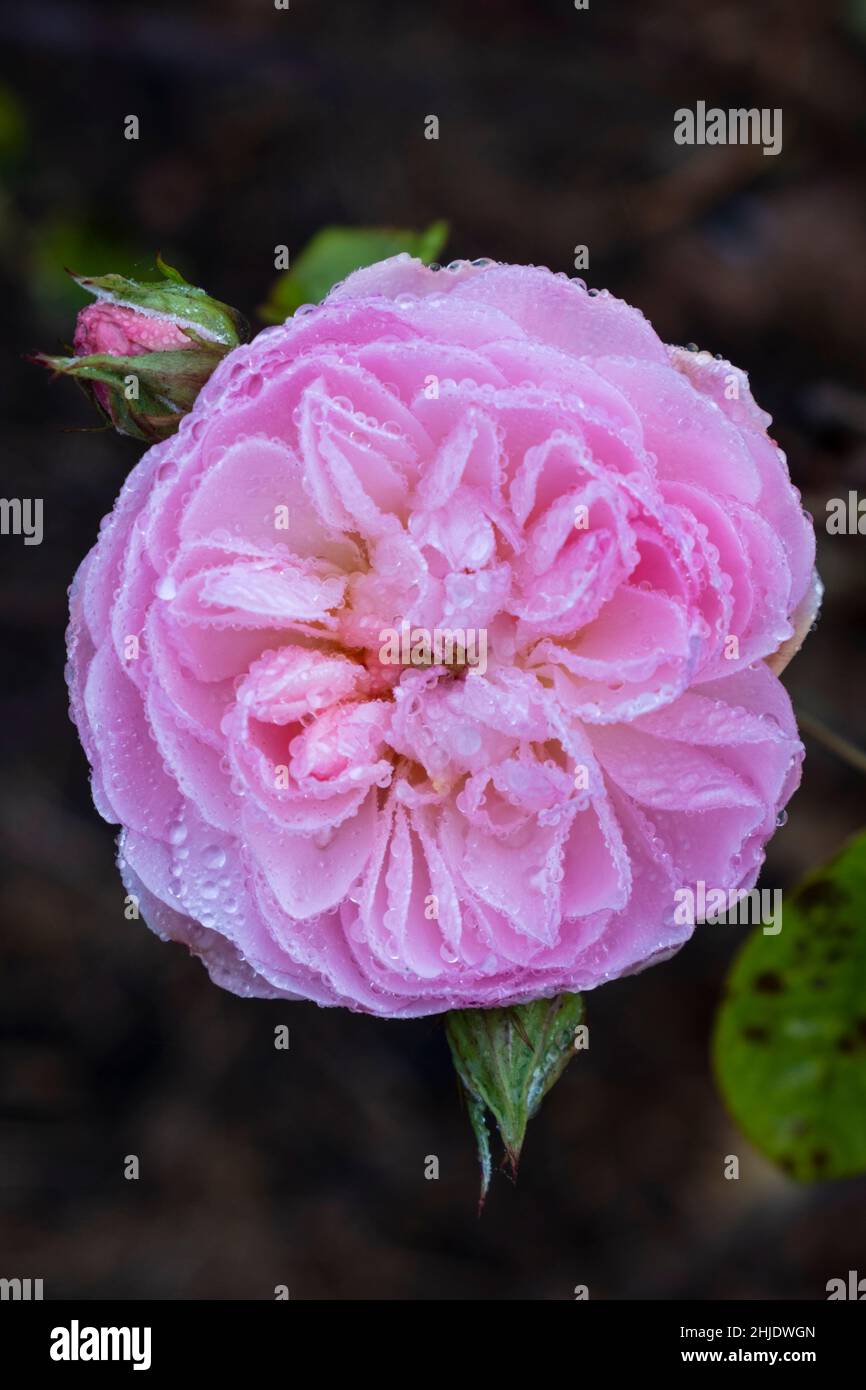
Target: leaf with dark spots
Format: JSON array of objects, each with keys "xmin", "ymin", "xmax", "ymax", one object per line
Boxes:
[{"xmin": 713, "ymin": 830, "xmax": 866, "ymax": 1182}]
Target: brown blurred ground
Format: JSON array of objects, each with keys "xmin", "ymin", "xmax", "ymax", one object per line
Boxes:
[{"xmin": 0, "ymin": 0, "xmax": 864, "ymax": 1299}]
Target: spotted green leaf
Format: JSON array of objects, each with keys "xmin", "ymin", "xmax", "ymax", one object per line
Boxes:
[{"xmin": 713, "ymin": 831, "xmax": 866, "ymax": 1181}]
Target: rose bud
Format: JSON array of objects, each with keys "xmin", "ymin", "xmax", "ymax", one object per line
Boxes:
[{"xmin": 32, "ymin": 258, "xmax": 247, "ymax": 443}]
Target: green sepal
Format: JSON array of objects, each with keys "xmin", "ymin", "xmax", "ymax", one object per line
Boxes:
[
  {"xmin": 33, "ymin": 345, "xmax": 228, "ymax": 443},
  {"xmin": 70, "ymin": 261, "xmax": 247, "ymax": 347},
  {"xmin": 445, "ymin": 992, "xmax": 584, "ymax": 1206}
]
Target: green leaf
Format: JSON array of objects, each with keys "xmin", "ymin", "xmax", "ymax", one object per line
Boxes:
[
  {"xmin": 713, "ymin": 830, "xmax": 866, "ymax": 1181},
  {"xmin": 445, "ymin": 993, "xmax": 584, "ymax": 1205},
  {"xmin": 259, "ymin": 221, "xmax": 449, "ymax": 323}
]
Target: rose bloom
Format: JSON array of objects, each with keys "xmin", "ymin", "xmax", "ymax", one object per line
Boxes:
[{"xmin": 67, "ymin": 258, "xmax": 818, "ymax": 1016}]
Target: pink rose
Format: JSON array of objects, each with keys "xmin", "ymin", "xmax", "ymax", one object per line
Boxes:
[{"xmin": 66, "ymin": 257, "xmax": 818, "ymax": 1016}]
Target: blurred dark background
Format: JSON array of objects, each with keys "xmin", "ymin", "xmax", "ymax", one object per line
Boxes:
[{"xmin": 1, "ymin": 0, "xmax": 865, "ymax": 1300}]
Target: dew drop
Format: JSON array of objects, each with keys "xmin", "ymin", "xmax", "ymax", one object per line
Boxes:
[{"xmin": 154, "ymin": 574, "xmax": 178, "ymax": 601}]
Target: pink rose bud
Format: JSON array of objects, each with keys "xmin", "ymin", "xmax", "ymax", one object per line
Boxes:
[
  {"xmin": 73, "ymin": 301, "xmax": 193, "ymax": 358},
  {"xmin": 33, "ymin": 259, "xmax": 247, "ymax": 443}
]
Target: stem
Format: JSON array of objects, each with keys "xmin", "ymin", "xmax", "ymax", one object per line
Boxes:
[{"xmin": 798, "ymin": 708, "xmax": 866, "ymax": 778}]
